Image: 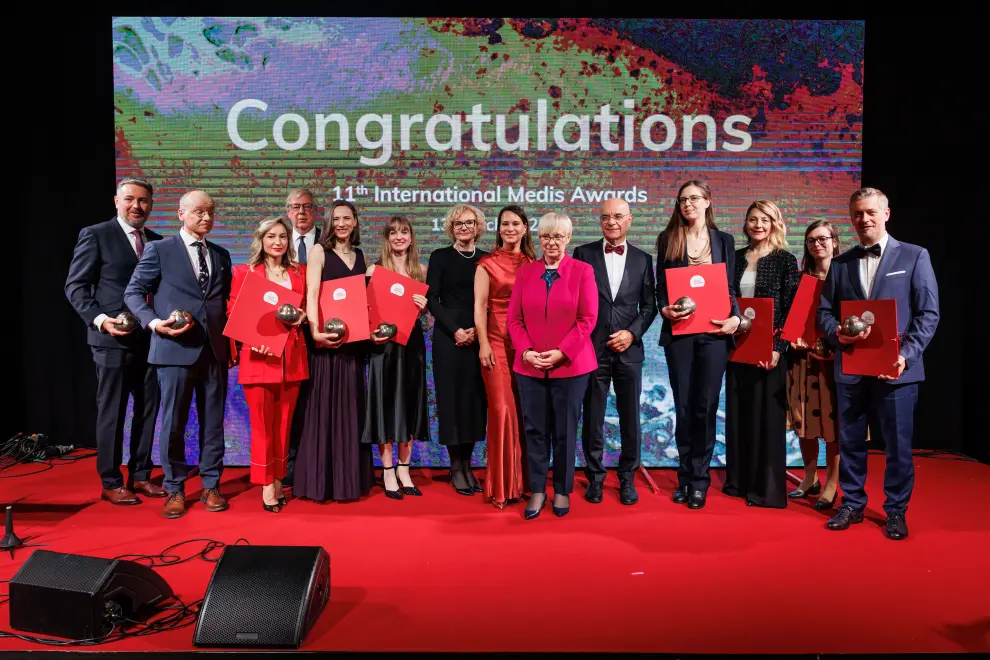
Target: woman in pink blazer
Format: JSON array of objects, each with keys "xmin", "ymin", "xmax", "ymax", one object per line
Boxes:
[{"xmin": 507, "ymin": 212, "xmax": 599, "ymax": 519}]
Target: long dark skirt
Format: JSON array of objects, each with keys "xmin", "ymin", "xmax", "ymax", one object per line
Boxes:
[
  {"xmin": 294, "ymin": 349, "xmax": 374, "ymax": 501},
  {"xmin": 723, "ymin": 360, "xmax": 788, "ymax": 508}
]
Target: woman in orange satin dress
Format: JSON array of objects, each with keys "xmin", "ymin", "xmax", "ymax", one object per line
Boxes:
[{"xmin": 474, "ymin": 205, "xmax": 537, "ymax": 509}]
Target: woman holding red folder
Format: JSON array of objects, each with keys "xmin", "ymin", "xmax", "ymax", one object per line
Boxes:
[
  {"xmin": 228, "ymin": 216, "xmax": 308, "ymax": 512},
  {"xmin": 362, "ymin": 216, "xmax": 429, "ymax": 499},
  {"xmin": 655, "ymin": 180, "xmax": 741, "ymax": 510},
  {"xmin": 722, "ymin": 200, "xmax": 800, "ymax": 509},
  {"xmin": 786, "ymin": 220, "xmax": 841, "ymax": 509}
]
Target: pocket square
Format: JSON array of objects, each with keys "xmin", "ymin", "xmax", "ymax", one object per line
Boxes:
[{"xmin": 886, "ymin": 270, "xmax": 906, "ymax": 276}]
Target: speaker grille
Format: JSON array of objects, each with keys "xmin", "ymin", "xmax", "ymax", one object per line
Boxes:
[
  {"xmin": 194, "ymin": 545, "xmax": 329, "ymax": 648},
  {"xmin": 12, "ymin": 550, "xmax": 114, "ymax": 591}
]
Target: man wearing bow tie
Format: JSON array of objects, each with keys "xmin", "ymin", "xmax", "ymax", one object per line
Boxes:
[
  {"xmin": 817, "ymin": 187, "xmax": 939, "ymax": 540},
  {"xmin": 124, "ymin": 190, "xmax": 233, "ymax": 519},
  {"xmin": 573, "ymin": 199, "xmax": 658, "ymax": 505},
  {"xmin": 65, "ymin": 177, "xmax": 165, "ymax": 505}
]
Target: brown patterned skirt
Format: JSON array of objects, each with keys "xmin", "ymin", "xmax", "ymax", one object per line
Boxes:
[{"xmin": 786, "ymin": 350, "xmax": 839, "ymax": 443}]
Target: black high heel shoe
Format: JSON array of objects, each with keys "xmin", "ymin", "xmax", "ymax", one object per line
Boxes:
[
  {"xmin": 396, "ymin": 463, "xmax": 422, "ymax": 496},
  {"xmin": 525, "ymin": 493, "xmax": 546, "ymax": 520},
  {"xmin": 552, "ymin": 494, "xmax": 570, "ymax": 517},
  {"xmin": 450, "ymin": 469, "xmax": 473, "ymax": 496},
  {"xmin": 465, "ymin": 468, "xmax": 483, "ymax": 493},
  {"xmin": 814, "ymin": 492, "xmax": 838, "ymax": 510},
  {"xmin": 382, "ymin": 466, "xmax": 404, "ymax": 500},
  {"xmin": 262, "ymin": 500, "xmax": 281, "ymax": 513},
  {"xmin": 788, "ymin": 480, "xmax": 822, "ymax": 499}
]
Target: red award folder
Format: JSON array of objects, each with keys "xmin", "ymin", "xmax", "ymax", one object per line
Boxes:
[
  {"xmin": 841, "ymin": 299, "xmax": 900, "ymax": 378},
  {"xmin": 222, "ymin": 271, "xmax": 302, "ymax": 358},
  {"xmin": 317, "ymin": 274, "xmax": 370, "ymax": 344},
  {"xmin": 781, "ymin": 275, "xmax": 824, "ymax": 345},
  {"xmin": 729, "ymin": 297, "xmax": 775, "ymax": 365},
  {"xmin": 366, "ymin": 267, "xmax": 429, "ymax": 346},
  {"xmin": 666, "ymin": 263, "xmax": 731, "ymax": 335}
]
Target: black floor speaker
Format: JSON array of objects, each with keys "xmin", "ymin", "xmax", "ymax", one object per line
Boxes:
[
  {"xmin": 193, "ymin": 545, "xmax": 330, "ymax": 648},
  {"xmin": 9, "ymin": 549, "xmax": 174, "ymax": 640}
]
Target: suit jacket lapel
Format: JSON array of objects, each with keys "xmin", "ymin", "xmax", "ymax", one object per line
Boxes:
[
  {"xmin": 709, "ymin": 229, "xmax": 724, "ymax": 265},
  {"xmin": 849, "ymin": 255, "xmax": 867, "ymax": 300},
  {"xmin": 870, "ymin": 236, "xmax": 900, "ymax": 300},
  {"xmin": 590, "ymin": 240, "xmax": 613, "ymax": 302},
  {"xmin": 110, "ymin": 218, "xmax": 139, "ymax": 263},
  {"xmin": 614, "ymin": 243, "xmax": 634, "ymax": 301}
]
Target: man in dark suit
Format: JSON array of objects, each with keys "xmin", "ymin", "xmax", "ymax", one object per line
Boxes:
[
  {"xmin": 124, "ymin": 190, "xmax": 233, "ymax": 519},
  {"xmin": 818, "ymin": 187, "xmax": 939, "ymax": 540},
  {"xmin": 65, "ymin": 177, "xmax": 166, "ymax": 505},
  {"xmin": 573, "ymin": 198, "xmax": 658, "ymax": 505},
  {"xmin": 283, "ymin": 187, "xmax": 320, "ymax": 488}
]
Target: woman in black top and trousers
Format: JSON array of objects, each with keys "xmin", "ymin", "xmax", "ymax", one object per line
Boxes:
[
  {"xmin": 655, "ymin": 181, "xmax": 741, "ymax": 510},
  {"xmin": 723, "ymin": 200, "xmax": 800, "ymax": 508}
]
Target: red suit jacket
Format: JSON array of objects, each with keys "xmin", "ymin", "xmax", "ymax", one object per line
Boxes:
[{"xmin": 228, "ymin": 264, "xmax": 309, "ymax": 385}]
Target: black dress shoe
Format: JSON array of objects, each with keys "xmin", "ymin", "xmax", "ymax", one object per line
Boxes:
[
  {"xmin": 382, "ymin": 467, "xmax": 404, "ymax": 501},
  {"xmin": 814, "ymin": 494, "xmax": 837, "ymax": 510},
  {"xmin": 552, "ymin": 494, "xmax": 570, "ymax": 517},
  {"xmin": 465, "ymin": 469, "xmax": 483, "ymax": 493},
  {"xmin": 585, "ymin": 481, "xmax": 603, "ymax": 504},
  {"xmin": 788, "ymin": 481, "xmax": 822, "ymax": 499},
  {"xmin": 885, "ymin": 512, "xmax": 909, "ymax": 540},
  {"xmin": 449, "ymin": 470, "xmax": 473, "ymax": 496},
  {"xmin": 525, "ymin": 493, "xmax": 546, "ymax": 520},
  {"xmin": 397, "ymin": 463, "xmax": 423, "ymax": 496},
  {"xmin": 619, "ymin": 480, "xmax": 638, "ymax": 506},
  {"xmin": 687, "ymin": 489, "xmax": 706, "ymax": 509},
  {"xmin": 672, "ymin": 486, "xmax": 689, "ymax": 504},
  {"xmin": 826, "ymin": 505, "xmax": 865, "ymax": 530}
]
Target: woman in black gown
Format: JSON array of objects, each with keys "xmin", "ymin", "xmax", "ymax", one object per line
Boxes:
[
  {"xmin": 426, "ymin": 204, "xmax": 489, "ymax": 495},
  {"xmin": 295, "ymin": 200, "xmax": 374, "ymax": 502},
  {"xmin": 723, "ymin": 200, "xmax": 800, "ymax": 508},
  {"xmin": 362, "ymin": 216, "xmax": 429, "ymax": 499}
]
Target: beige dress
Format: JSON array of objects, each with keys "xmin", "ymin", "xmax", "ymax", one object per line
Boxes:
[{"xmin": 785, "ymin": 274, "xmax": 838, "ymax": 442}]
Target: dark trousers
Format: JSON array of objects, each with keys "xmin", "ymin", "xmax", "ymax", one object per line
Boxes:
[
  {"xmin": 157, "ymin": 347, "xmax": 228, "ymax": 494},
  {"xmin": 284, "ymin": 327, "xmax": 315, "ymax": 485},
  {"xmin": 582, "ymin": 355, "xmax": 643, "ymax": 483},
  {"xmin": 92, "ymin": 346, "xmax": 159, "ymax": 490},
  {"xmin": 663, "ymin": 333, "xmax": 729, "ymax": 492},
  {"xmin": 837, "ymin": 378, "xmax": 918, "ymax": 515},
  {"xmin": 517, "ymin": 373, "xmax": 589, "ymax": 496}
]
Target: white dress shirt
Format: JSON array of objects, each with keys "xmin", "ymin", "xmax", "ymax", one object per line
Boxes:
[
  {"xmin": 94, "ymin": 217, "xmax": 148, "ymax": 331},
  {"xmin": 859, "ymin": 231, "xmax": 889, "ymax": 297},
  {"xmin": 292, "ymin": 228, "xmax": 317, "ymax": 263},
  {"xmin": 602, "ymin": 238, "xmax": 628, "ymax": 300}
]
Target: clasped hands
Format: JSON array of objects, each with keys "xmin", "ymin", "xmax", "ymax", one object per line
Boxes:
[{"xmin": 523, "ymin": 348, "xmax": 565, "ymax": 371}]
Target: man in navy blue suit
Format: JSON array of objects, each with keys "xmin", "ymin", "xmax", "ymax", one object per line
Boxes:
[
  {"xmin": 124, "ymin": 190, "xmax": 233, "ymax": 519},
  {"xmin": 65, "ymin": 177, "xmax": 166, "ymax": 505},
  {"xmin": 818, "ymin": 187, "xmax": 939, "ymax": 540}
]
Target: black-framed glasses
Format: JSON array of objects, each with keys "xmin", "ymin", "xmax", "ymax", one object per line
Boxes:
[
  {"xmin": 677, "ymin": 195, "xmax": 706, "ymax": 206},
  {"xmin": 806, "ymin": 236, "xmax": 834, "ymax": 246},
  {"xmin": 452, "ymin": 220, "xmax": 476, "ymax": 229},
  {"xmin": 288, "ymin": 203, "xmax": 315, "ymax": 212}
]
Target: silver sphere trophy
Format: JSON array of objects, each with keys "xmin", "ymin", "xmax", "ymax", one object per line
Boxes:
[
  {"xmin": 168, "ymin": 309, "xmax": 192, "ymax": 330},
  {"xmin": 275, "ymin": 304, "xmax": 301, "ymax": 324},
  {"xmin": 113, "ymin": 312, "xmax": 140, "ymax": 332},
  {"xmin": 672, "ymin": 296, "xmax": 697, "ymax": 314},
  {"xmin": 323, "ymin": 318, "xmax": 346, "ymax": 340},
  {"xmin": 375, "ymin": 322, "xmax": 398, "ymax": 339},
  {"xmin": 840, "ymin": 315, "xmax": 868, "ymax": 336}
]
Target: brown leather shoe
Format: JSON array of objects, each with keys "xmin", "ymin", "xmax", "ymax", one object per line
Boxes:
[
  {"xmin": 130, "ymin": 480, "xmax": 167, "ymax": 498},
  {"xmin": 200, "ymin": 488, "xmax": 229, "ymax": 512},
  {"xmin": 163, "ymin": 492, "xmax": 186, "ymax": 518},
  {"xmin": 101, "ymin": 487, "xmax": 140, "ymax": 506}
]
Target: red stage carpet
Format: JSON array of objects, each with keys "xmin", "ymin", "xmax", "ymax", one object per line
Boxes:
[{"xmin": 1, "ymin": 452, "xmax": 988, "ymax": 654}]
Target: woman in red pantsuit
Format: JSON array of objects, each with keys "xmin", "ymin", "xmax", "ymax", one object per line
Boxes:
[
  {"xmin": 229, "ymin": 216, "xmax": 309, "ymax": 513},
  {"xmin": 474, "ymin": 205, "xmax": 536, "ymax": 509}
]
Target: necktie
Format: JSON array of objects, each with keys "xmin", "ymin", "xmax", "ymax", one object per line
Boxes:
[
  {"xmin": 132, "ymin": 230, "xmax": 144, "ymax": 259},
  {"xmin": 605, "ymin": 243, "xmax": 625, "ymax": 255},
  {"xmin": 298, "ymin": 236, "xmax": 307, "ymax": 265},
  {"xmin": 192, "ymin": 241, "xmax": 210, "ymax": 296},
  {"xmin": 856, "ymin": 243, "xmax": 881, "ymax": 258}
]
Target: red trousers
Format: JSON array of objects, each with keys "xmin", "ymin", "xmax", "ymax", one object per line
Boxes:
[{"xmin": 244, "ymin": 382, "xmax": 301, "ymax": 485}]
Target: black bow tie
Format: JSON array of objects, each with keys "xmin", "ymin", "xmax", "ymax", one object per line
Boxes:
[{"xmin": 856, "ymin": 243, "xmax": 881, "ymax": 258}]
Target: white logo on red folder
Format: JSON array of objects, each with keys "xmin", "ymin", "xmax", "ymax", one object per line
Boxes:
[
  {"xmin": 744, "ymin": 307, "xmax": 756, "ymax": 319},
  {"xmin": 263, "ymin": 291, "xmax": 278, "ymax": 305},
  {"xmin": 689, "ymin": 275, "xmax": 705, "ymax": 288},
  {"xmin": 333, "ymin": 288, "xmax": 347, "ymax": 300},
  {"xmin": 390, "ymin": 283, "xmax": 405, "ymax": 296},
  {"xmin": 862, "ymin": 311, "xmax": 875, "ymax": 325}
]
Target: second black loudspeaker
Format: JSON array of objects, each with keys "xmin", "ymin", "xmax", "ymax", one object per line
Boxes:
[{"xmin": 193, "ymin": 545, "xmax": 330, "ymax": 648}]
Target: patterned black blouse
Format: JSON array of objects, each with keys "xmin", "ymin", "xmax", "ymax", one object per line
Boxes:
[{"xmin": 732, "ymin": 247, "xmax": 801, "ymax": 354}]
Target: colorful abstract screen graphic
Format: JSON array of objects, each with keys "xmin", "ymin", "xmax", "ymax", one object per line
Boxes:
[{"xmin": 114, "ymin": 17, "xmax": 864, "ymax": 466}]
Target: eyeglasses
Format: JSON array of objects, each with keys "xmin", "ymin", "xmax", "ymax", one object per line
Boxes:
[
  {"xmin": 806, "ymin": 237, "xmax": 834, "ymax": 246},
  {"xmin": 539, "ymin": 234, "xmax": 568, "ymax": 244},
  {"xmin": 452, "ymin": 220, "xmax": 476, "ymax": 229},
  {"xmin": 677, "ymin": 195, "xmax": 706, "ymax": 206},
  {"xmin": 188, "ymin": 208, "xmax": 214, "ymax": 219},
  {"xmin": 288, "ymin": 203, "xmax": 315, "ymax": 212},
  {"xmin": 599, "ymin": 213, "xmax": 628, "ymax": 223}
]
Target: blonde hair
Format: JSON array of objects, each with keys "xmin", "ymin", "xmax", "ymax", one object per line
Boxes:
[
  {"xmin": 443, "ymin": 204, "xmax": 486, "ymax": 241},
  {"xmin": 744, "ymin": 200, "xmax": 787, "ymax": 251},
  {"xmin": 379, "ymin": 216, "xmax": 426, "ymax": 283},
  {"xmin": 248, "ymin": 216, "xmax": 299, "ymax": 271}
]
